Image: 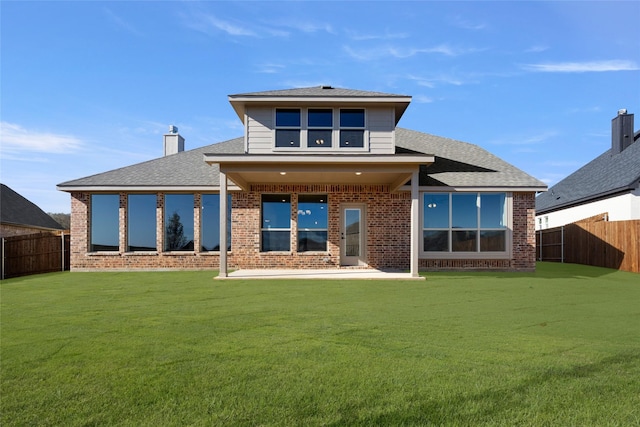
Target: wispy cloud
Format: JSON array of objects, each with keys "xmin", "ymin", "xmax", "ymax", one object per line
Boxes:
[
  {"xmin": 344, "ymin": 44, "xmax": 474, "ymax": 61},
  {"xmin": 346, "ymin": 30, "xmax": 408, "ymax": 41},
  {"xmin": 525, "ymin": 45, "xmax": 549, "ymax": 53},
  {"xmin": 451, "ymin": 16, "xmax": 487, "ymax": 31},
  {"xmin": 413, "ymin": 95, "xmax": 435, "ymax": 104},
  {"xmin": 0, "ymin": 122, "xmax": 83, "ymax": 156},
  {"xmin": 408, "ymin": 74, "xmax": 465, "ymax": 88},
  {"xmin": 284, "ymin": 21, "xmax": 335, "ymax": 35},
  {"xmin": 185, "ymin": 13, "xmax": 257, "ymax": 37},
  {"xmin": 523, "ymin": 60, "xmax": 638, "ymax": 73},
  {"xmin": 103, "ymin": 7, "xmax": 143, "ymax": 36},
  {"xmin": 256, "ymin": 63, "xmax": 286, "ymax": 74},
  {"xmin": 490, "ymin": 131, "xmax": 558, "ymax": 146}
]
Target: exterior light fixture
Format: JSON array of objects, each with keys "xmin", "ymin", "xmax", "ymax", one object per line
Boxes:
[
  {"xmin": 355, "ymin": 172, "xmax": 362, "ymax": 176},
  {"xmin": 279, "ymin": 172, "xmax": 287, "ymax": 175}
]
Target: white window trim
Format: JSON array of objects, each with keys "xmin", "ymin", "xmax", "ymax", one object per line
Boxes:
[{"xmin": 419, "ymin": 192, "xmax": 513, "ymax": 259}]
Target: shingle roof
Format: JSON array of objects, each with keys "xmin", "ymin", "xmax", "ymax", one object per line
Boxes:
[
  {"xmin": 57, "ymin": 129, "xmax": 545, "ymax": 190},
  {"xmin": 396, "ymin": 128, "xmax": 546, "ymax": 188},
  {"xmin": 1, "ymin": 184, "xmax": 65, "ymax": 230},
  {"xmin": 230, "ymin": 86, "xmax": 410, "ymax": 98},
  {"xmin": 535, "ymin": 136, "xmax": 640, "ymax": 214},
  {"xmin": 57, "ymin": 137, "xmax": 244, "ymax": 188}
]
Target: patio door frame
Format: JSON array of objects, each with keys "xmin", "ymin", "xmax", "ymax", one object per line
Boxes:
[{"xmin": 340, "ymin": 203, "xmax": 367, "ymax": 266}]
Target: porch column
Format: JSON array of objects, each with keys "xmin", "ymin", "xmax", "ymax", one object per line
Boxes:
[
  {"xmin": 219, "ymin": 170, "xmax": 228, "ymax": 278},
  {"xmin": 410, "ymin": 170, "xmax": 419, "ymax": 277}
]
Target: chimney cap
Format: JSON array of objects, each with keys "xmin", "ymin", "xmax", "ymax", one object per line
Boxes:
[
  {"xmin": 618, "ymin": 108, "xmax": 628, "ymax": 115},
  {"xmin": 168, "ymin": 125, "xmax": 178, "ymax": 134}
]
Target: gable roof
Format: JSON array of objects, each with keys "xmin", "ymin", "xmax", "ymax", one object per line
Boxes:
[
  {"xmin": 57, "ymin": 129, "xmax": 545, "ymax": 191},
  {"xmin": 1, "ymin": 184, "xmax": 65, "ymax": 230},
  {"xmin": 535, "ymin": 133, "xmax": 640, "ymax": 214}
]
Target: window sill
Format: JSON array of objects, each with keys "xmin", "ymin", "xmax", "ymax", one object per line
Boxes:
[
  {"xmin": 421, "ymin": 252, "xmax": 512, "ymax": 260},
  {"xmin": 87, "ymin": 251, "xmax": 121, "ymax": 256},
  {"xmin": 123, "ymin": 252, "xmax": 159, "ymax": 256}
]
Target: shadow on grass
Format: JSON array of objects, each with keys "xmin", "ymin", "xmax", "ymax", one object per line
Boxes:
[
  {"xmin": 424, "ymin": 262, "xmax": 626, "ymax": 281},
  {"xmin": 333, "ymin": 351, "xmax": 640, "ymax": 426}
]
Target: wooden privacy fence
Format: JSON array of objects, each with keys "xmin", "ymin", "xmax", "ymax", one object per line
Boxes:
[
  {"xmin": 1, "ymin": 233, "xmax": 70, "ymax": 279},
  {"xmin": 536, "ymin": 219, "xmax": 640, "ymax": 273}
]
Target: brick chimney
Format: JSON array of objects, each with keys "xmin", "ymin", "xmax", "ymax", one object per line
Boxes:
[
  {"xmin": 611, "ymin": 109, "xmax": 634, "ymax": 155},
  {"xmin": 163, "ymin": 125, "xmax": 185, "ymax": 156}
]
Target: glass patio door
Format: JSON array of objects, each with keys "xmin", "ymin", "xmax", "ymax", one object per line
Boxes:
[{"xmin": 341, "ymin": 205, "xmax": 366, "ymax": 266}]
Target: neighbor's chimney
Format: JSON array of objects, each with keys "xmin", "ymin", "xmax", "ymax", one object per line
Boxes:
[
  {"xmin": 163, "ymin": 125, "xmax": 185, "ymax": 156},
  {"xmin": 611, "ymin": 109, "xmax": 634, "ymax": 155}
]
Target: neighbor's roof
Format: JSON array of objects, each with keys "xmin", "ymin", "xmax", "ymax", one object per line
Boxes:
[
  {"xmin": 1, "ymin": 184, "xmax": 65, "ymax": 230},
  {"xmin": 57, "ymin": 129, "xmax": 546, "ymax": 191},
  {"xmin": 536, "ymin": 132, "xmax": 640, "ymax": 214}
]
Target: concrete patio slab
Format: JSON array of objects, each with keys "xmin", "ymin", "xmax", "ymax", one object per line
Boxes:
[{"xmin": 217, "ymin": 269, "xmax": 425, "ymax": 280}]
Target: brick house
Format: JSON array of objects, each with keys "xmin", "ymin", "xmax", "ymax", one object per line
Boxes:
[{"xmin": 57, "ymin": 87, "xmax": 546, "ymax": 276}]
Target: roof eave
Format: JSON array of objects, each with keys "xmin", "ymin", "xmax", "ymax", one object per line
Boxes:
[
  {"xmin": 229, "ymin": 96, "xmax": 412, "ymax": 125},
  {"xmin": 536, "ymin": 185, "xmax": 637, "ymax": 215}
]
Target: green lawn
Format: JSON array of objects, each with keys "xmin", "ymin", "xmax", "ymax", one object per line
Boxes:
[{"xmin": 1, "ymin": 263, "xmax": 639, "ymax": 426}]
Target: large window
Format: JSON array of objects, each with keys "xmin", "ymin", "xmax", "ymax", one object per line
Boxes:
[
  {"xmin": 275, "ymin": 109, "xmax": 300, "ymax": 148},
  {"xmin": 90, "ymin": 194, "xmax": 119, "ymax": 252},
  {"xmin": 164, "ymin": 194, "xmax": 194, "ymax": 251},
  {"xmin": 423, "ymin": 193, "xmax": 507, "ymax": 253},
  {"xmin": 308, "ymin": 109, "xmax": 333, "ymax": 148},
  {"xmin": 297, "ymin": 195, "xmax": 328, "ymax": 251},
  {"xmin": 127, "ymin": 194, "xmax": 157, "ymax": 251},
  {"xmin": 201, "ymin": 194, "xmax": 232, "ymax": 252},
  {"xmin": 340, "ymin": 109, "xmax": 365, "ymax": 148},
  {"xmin": 261, "ymin": 194, "xmax": 291, "ymax": 251}
]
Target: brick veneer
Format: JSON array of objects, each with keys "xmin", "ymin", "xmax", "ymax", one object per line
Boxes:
[{"xmin": 69, "ymin": 190, "xmax": 536, "ymax": 272}]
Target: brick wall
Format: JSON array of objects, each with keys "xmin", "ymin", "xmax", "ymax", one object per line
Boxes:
[{"xmin": 68, "ymin": 190, "xmax": 537, "ymax": 272}]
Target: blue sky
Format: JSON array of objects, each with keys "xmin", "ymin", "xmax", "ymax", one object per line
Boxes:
[{"xmin": 2, "ymin": 1, "xmax": 639, "ymax": 213}]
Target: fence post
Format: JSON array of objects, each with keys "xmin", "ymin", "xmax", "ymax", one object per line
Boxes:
[
  {"xmin": 538, "ymin": 229, "xmax": 542, "ymax": 261},
  {"xmin": 61, "ymin": 233, "xmax": 65, "ymax": 272},
  {"xmin": 561, "ymin": 225, "xmax": 564, "ymax": 263},
  {"xmin": 1, "ymin": 237, "xmax": 4, "ymax": 280}
]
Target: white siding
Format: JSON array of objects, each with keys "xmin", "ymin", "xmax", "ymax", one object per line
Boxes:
[
  {"xmin": 246, "ymin": 107, "xmax": 273, "ymax": 154},
  {"xmin": 536, "ymin": 190, "xmax": 640, "ymax": 229},
  {"xmin": 368, "ymin": 107, "xmax": 395, "ymax": 154}
]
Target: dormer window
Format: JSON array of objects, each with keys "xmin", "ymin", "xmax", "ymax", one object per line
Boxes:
[
  {"xmin": 272, "ymin": 107, "xmax": 368, "ymax": 151},
  {"xmin": 308, "ymin": 109, "xmax": 333, "ymax": 148},
  {"xmin": 340, "ymin": 109, "xmax": 365, "ymax": 148},
  {"xmin": 275, "ymin": 109, "xmax": 300, "ymax": 147}
]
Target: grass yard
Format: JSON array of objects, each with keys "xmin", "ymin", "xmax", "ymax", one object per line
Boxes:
[{"xmin": 1, "ymin": 263, "xmax": 639, "ymax": 426}]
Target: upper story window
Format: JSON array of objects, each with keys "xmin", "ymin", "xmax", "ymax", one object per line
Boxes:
[
  {"xmin": 272, "ymin": 108, "xmax": 367, "ymax": 151},
  {"xmin": 275, "ymin": 109, "xmax": 300, "ymax": 148},
  {"xmin": 308, "ymin": 109, "xmax": 333, "ymax": 148},
  {"xmin": 340, "ymin": 109, "xmax": 365, "ymax": 148}
]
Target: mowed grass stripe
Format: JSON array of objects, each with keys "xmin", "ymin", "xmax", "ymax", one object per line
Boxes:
[{"xmin": 1, "ymin": 263, "xmax": 639, "ymax": 426}]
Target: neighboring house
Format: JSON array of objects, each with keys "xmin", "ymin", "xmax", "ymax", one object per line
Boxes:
[
  {"xmin": 57, "ymin": 86, "xmax": 546, "ymax": 276},
  {"xmin": 536, "ymin": 110, "xmax": 640, "ymax": 229},
  {"xmin": 1, "ymin": 184, "xmax": 65, "ymax": 237}
]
